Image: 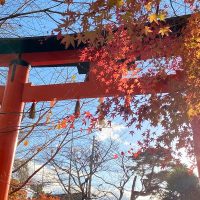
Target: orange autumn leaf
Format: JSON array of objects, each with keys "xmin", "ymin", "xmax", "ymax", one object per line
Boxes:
[
  {"xmin": 144, "ymin": 2, "xmax": 152, "ymax": 11},
  {"xmin": 23, "ymin": 140, "xmax": 29, "ymax": 146},
  {"xmin": 60, "ymin": 118, "xmax": 67, "ymax": 128},
  {"xmin": 144, "ymin": 26, "xmax": 153, "ymax": 35}
]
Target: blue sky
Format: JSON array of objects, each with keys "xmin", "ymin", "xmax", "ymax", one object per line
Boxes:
[
  {"xmin": 0, "ymin": 0, "xmax": 198, "ymax": 199},
  {"xmin": 0, "ymin": 0, "xmax": 194, "ymax": 38}
]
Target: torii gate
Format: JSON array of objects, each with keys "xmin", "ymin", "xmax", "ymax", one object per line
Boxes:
[{"xmin": 0, "ymin": 14, "xmax": 199, "ymax": 199}]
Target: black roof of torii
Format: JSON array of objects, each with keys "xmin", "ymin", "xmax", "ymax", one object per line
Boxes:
[
  {"xmin": 0, "ymin": 14, "xmax": 190, "ymax": 54},
  {"xmin": 0, "ymin": 14, "xmax": 190, "ymax": 74}
]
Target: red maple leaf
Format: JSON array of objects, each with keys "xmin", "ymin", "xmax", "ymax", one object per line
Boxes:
[
  {"xmin": 84, "ymin": 111, "xmax": 92, "ymax": 119},
  {"xmin": 113, "ymin": 154, "xmax": 118, "ymax": 159}
]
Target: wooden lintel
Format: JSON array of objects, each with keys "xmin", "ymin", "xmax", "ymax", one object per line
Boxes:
[
  {"xmin": 0, "ymin": 50, "xmax": 84, "ymax": 67},
  {"xmin": 22, "ymin": 73, "xmax": 183, "ymax": 102}
]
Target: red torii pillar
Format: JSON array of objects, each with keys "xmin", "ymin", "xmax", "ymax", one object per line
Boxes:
[{"xmin": 0, "ymin": 60, "xmax": 30, "ymax": 200}]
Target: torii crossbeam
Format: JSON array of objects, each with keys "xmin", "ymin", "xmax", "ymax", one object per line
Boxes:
[{"xmin": 0, "ymin": 14, "xmax": 199, "ymax": 199}]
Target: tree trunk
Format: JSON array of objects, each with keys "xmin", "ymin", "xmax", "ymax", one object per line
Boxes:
[
  {"xmin": 130, "ymin": 176, "xmax": 137, "ymax": 200},
  {"xmin": 87, "ymin": 136, "xmax": 95, "ymax": 199}
]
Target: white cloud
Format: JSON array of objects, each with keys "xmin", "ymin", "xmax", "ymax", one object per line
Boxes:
[{"xmin": 96, "ymin": 123, "xmax": 126, "ymax": 142}]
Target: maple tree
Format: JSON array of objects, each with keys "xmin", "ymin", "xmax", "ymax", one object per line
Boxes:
[
  {"xmin": 53, "ymin": 0, "xmax": 200, "ymax": 170},
  {"xmin": 0, "ymin": 0, "xmax": 199, "ymax": 198}
]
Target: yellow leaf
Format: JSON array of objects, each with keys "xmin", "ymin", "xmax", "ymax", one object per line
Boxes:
[
  {"xmin": 158, "ymin": 26, "xmax": 172, "ymax": 36},
  {"xmin": 107, "ymin": 0, "xmax": 115, "ymax": 8},
  {"xmin": 144, "ymin": 2, "xmax": 152, "ymax": 11},
  {"xmin": 55, "ymin": 121, "xmax": 62, "ymax": 129},
  {"xmin": 108, "ymin": 0, "xmax": 123, "ymax": 7},
  {"xmin": 117, "ymin": 0, "xmax": 124, "ymax": 7},
  {"xmin": 72, "ymin": 74, "xmax": 76, "ymax": 82},
  {"xmin": 187, "ymin": 103, "xmax": 200, "ymax": 118},
  {"xmin": 144, "ymin": 26, "xmax": 153, "ymax": 35},
  {"xmin": 187, "ymin": 107, "xmax": 198, "ymax": 118},
  {"xmin": 24, "ymin": 140, "xmax": 29, "ymax": 146},
  {"xmin": 158, "ymin": 12, "xmax": 166, "ymax": 21},
  {"xmin": 148, "ymin": 13, "xmax": 158, "ymax": 24}
]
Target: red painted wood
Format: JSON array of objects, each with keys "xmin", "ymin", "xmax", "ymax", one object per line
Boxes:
[
  {"xmin": 0, "ymin": 50, "xmax": 83, "ymax": 67},
  {"xmin": 0, "ymin": 63, "xmax": 29, "ymax": 200},
  {"xmin": 22, "ymin": 73, "xmax": 183, "ymax": 102},
  {"xmin": 0, "ymin": 86, "xmax": 4, "ymax": 104},
  {"xmin": 0, "ymin": 37, "xmax": 178, "ymax": 67}
]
